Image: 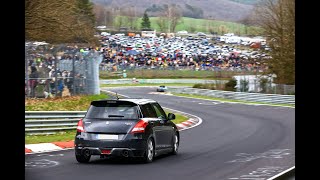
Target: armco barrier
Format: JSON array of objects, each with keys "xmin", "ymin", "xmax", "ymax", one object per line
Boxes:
[
  {"xmin": 25, "ymin": 111, "xmax": 86, "ymax": 135},
  {"xmin": 168, "ymin": 87, "xmax": 295, "ymax": 105},
  {"xmin": 25, "ymin": 107, "xmax": 189, "ymax": 135}
]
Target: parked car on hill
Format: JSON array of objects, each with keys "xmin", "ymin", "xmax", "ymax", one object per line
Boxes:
[
  {"xmin": 177, "ymin": 30, "xmax": 188, "ymax": 34},
  {"xmin": 197, "ymin": 32, "xmax": 206, "ymax": 37}
]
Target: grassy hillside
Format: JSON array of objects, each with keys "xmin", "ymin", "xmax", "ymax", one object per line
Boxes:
[
  {"xmin": 92, "ymin": 0, "xmax": 253, "ymax": 22},
  {"xmin": 149, "ymin": 17, "xmax": 263, "ymax": 36},
  {"xmin": 113, "ymin": 16, "xmax": 263, "ymax": 36}
]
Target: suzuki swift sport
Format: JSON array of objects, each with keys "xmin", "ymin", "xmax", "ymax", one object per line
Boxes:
[{"xmin": 74, "ymin": 98, "xmax": 179, "ymax": 163}]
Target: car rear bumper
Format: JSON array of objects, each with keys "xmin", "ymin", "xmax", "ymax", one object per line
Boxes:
[
  {"xmin": 75, "ymin": 147, "xmax": 145, "ymax": 157},
  {"xmin": 74, "ymin": 139, "xmax": 147, "ymax": 157}
]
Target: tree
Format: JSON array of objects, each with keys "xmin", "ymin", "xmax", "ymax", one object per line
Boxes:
[
  {"xmin": 259, "ymin": 78, "xmax": 269, "ymax": 93},
  {"xmin": 163, "ymin": 4, "xmax": 182, "ymax": 32},
  {"xmin": 218, "ymin": 25, "xmax": 228, "ymax": 35},
  {"xmin": 105, "ymin": 8, "xmax": 115, "ymax": 26},
  {"xmin": 156, "ymin": 16, "xmax": 168, "ymax": 32},
  {"xmin": 240, "ymin": 79, "xmax": 249, "ymax": 92},
  {"xmin": 123, "ymin": 7, "xmax": 138, "ymax": 30},
  {"xmin": 26, "ymin": 0, "xmax": 97, "ymax": 44},
  {"xmin": 224, "ymin": 78, "xmax": 237, "ymax": 91},
  {"xmin": 75, "ymin": 0, "xmax": 96, "ymax": 42},
  {"xmin": 114, "ymin": 8, "xmax": 127, "ymax": 30},
  {"xmin": 239, "ymin": 16, "xmax": 256, "ymax": 35},
  {"xmin": 93, "ymin": 5, "xmax": 114, "ymax": 26},
  {"xmin": 76, "ymin": 0, "xmax": 95, "ymax": 25},
  {"xmin": 93, "ymin": 4, "xmax": 106, "ymax": 25},
  {"xmin": 169, "ymin": 5, "xmax": 182, "ymax": 32},
  {"xmin": 141, "ymin": 11, "xmax": 151, "ymax": 29},
  {"xmin": 253, "ymin": 0, "xmax": 295, "ymax": 85}
]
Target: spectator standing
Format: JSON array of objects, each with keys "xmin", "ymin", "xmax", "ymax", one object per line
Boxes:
[{"xmin": 29, "ymin": 66, "xmax": 39, "ymax": 97}]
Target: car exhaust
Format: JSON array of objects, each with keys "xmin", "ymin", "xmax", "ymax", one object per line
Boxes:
[
  {"xmin": 83, "ymin": 149, "xmax": 91, "ymax": 157},
  {"xmin": 122, "ymin": 150, "xmax": 129, "ymax": 157}
]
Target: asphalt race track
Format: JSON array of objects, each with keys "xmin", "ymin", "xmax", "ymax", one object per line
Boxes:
[{"xmin": 25, "ymin": 87, "xmax": 295, "ymax": 180}]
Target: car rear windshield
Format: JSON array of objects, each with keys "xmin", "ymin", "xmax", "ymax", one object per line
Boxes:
[{"xmin": 85, "ymin": 101, "xmax": 139, "ymax": 119}]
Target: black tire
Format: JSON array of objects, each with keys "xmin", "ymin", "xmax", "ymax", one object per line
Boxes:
[
  {"xmin": 75, "ymin": 150, "xmax": 91, "ymax": 163},
  {"xmin": 143, "ymin": 137, "xmax": 155, "ymax": 163},
  {"xmin": 171, "ymin": 133, "xmax": 179, "ymax": 155}
]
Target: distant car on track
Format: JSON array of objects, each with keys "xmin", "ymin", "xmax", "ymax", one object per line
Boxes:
[
  {"xmin": 156, "ymin": 85, "xmax": 167, "ymax": 92},
  {"xmin": 74, "ymin": 98, "xmax": 179, "ymax": 163}
]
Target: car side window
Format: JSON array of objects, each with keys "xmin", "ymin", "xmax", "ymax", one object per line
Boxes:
[
  {"xmin": 140, "ymin": 104, "xmax": 157, "ymax": 118},
  {"xmin": 151, "ymin": 103, "xmax": 167, "ymax": 119}
]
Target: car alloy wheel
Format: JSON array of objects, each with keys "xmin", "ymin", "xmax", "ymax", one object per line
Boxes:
[
  {"xmin": 144, "ymin": 138, "xmax": 154, "ymax": 163},
  {"xmin": 147, "ymin": 139, "xmax": 154, "ymax": 160},
  {"xmin": 172, "ymin": 134, "xmax": 179, "ymax": 155}
]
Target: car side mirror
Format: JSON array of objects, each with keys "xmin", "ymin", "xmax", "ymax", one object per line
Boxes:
[{"xmin": 167, "ymin": 113, "xmax": 175, "ymax": 120}]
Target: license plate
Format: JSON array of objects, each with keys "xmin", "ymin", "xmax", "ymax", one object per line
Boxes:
[{"xmin": 97, "ymin": 134, "xmax": 118, "ymax": 140}]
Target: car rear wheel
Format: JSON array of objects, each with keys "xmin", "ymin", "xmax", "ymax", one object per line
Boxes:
[
  {"xmin": 143, "ymin": 137, "xmax": 155, "ymax": 163},
  {"xmin": 75, "ymin": 150, "xmax": 91, "ymax": 163},
  {"xmin": 171, "ymin": 133, "xmax": 179, "ymax": 155}
]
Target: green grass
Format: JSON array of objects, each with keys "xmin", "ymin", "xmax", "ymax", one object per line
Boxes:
[
  {"xmin": 101, "ymin": 83, "xmax": 194, "ymax": 87},
  {"xmin": 100, "ymin": 69, "xmax": 257, "ymax": 79},
  {"xmin": 171, "ymin": 113, "xmax": 189, "ymax": 124},
  {"xmin": 172, "ymin": 93, "xmax": 295, "ymax": 107},
  {"xmin": 25, "ymin": 130, "xmax": 76, "ymax": 144},
  {"xmin": 25, "ymin": 94, "xmax": 110, "ymax": 111},
  {"xmin": 115, "ymin": 16, "xmax": 263, "ymax": 36},
  {"xmin": 25, "ymin": 93, "xmax": 190, "ymax": 144},
  {"xmin": 25, "ymin": 111, "xmax": 189, "ymax": 144}
]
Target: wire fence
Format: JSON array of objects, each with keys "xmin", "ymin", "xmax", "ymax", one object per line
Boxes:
[
  {"xmin": 235, "ymin": 82, "xmax": 295, "ymax": 95},
  {"xmin": 234, "ymin": 75, "xmax": 295, "ymax": 95},
  {"xmin": 25, "ymin": 43, "xmax": 102, "ymax": 98}
]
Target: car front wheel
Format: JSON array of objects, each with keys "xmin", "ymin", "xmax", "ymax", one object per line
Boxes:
[{"xmin": 171, "ymin": 133, "xmax": 179, "ymax": 155}]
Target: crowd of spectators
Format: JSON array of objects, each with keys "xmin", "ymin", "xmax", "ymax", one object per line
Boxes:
[
  {"xmin": 25, "ymin": 44, "xmax": 96, "ymax": 97},
  {"xmin": 25, "ymin": 35, "xmax": 269, "ymax": 97},
  {"xmin": 98, "ymin": 36, "xmax": 268, "ymax": 72}
]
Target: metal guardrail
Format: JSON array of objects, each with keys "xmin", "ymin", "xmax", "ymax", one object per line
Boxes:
[
  {"xmin": 25, "ymin": 87, "xmax": 294, "ymax": 135},
  {"xmin": 26, "ymin": 92, "xmax": 122, "ymax": 135},
  {"xmin": 25, "ymin": 106, "xmax": 185, "ymax": 135},
  {"xmin": 168, "ymin": 87, "xmax": 295, "ymax": 105},
  {"xmin": 25, "ymin": 111, "xmax": 86, "ymax": 135}
]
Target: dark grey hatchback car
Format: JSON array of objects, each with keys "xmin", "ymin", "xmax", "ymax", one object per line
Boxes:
[{"xmin": 74, "ymin": 98, "xmax": 179, "ymax": 163}]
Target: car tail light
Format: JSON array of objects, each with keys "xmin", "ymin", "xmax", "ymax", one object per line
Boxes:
[
  {"xmin": 131, "ymin": 120, "xmax": 148, "ymax": 134},
  {"xmin": 77, "ymin": 119, "xmax": 85, "ymax": 132}
]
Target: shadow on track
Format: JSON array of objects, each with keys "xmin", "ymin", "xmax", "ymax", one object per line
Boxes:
[{"xmin": 79, "ymin": 153, "xmax": 177, "ymax": 165}]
